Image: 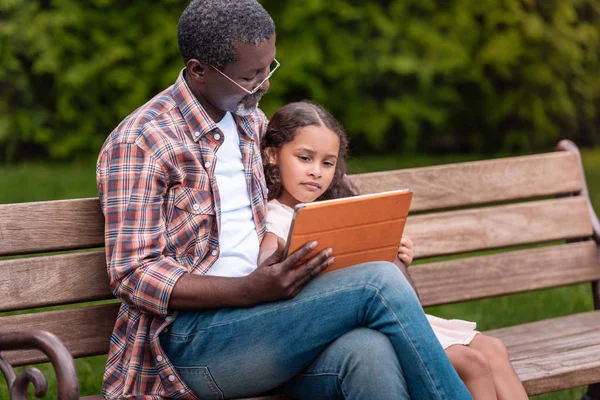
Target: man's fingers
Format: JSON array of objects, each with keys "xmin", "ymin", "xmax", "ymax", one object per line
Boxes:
[
  {"xmin": 283, "ymin": 241, "xmax": 319, "ymax": 269},
  {"xmin": 305, "ymin": 248, "xmax": 333, "ymax": 273},
  {"xmin": 261, "ymin": 237, "xmax": 286, "ymax": 266},
  {"xmin": 313, "ymin": 256, "xmax": 334, "ymax": 275},
  {"xmin": 292, "ymin": 256, "xmax": 335, "ymax": 291}
]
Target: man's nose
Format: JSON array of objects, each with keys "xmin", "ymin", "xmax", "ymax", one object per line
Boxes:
[{"xmin": 258, "ymin": 77, "xmax": 271, "ymax": 92}]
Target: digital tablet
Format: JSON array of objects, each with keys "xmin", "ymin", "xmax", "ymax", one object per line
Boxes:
[{"xmin": 282, "ymin": 189, "xmax": 413, "ymax": 273}]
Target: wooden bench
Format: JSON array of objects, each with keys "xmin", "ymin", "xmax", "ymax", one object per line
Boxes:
[{"xmin": 1, "ymin": 139, "xmax": 599, "ymax": 399}]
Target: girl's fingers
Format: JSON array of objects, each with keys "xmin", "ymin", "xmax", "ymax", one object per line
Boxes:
[
  {"xmin": 397, "ymin": 253, "xmax": 413, "ymax": 266},
  {"xmin": 398, "ymin": 247, "xmax": 413, "ymax": 257}
]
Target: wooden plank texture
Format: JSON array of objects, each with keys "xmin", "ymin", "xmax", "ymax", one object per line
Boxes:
[
  {"xmin": 0, "ymin": 304, "xmax": 119, "ymax": 366},
  {"xmin": 0, "ymin": 250, "xmax": 113, "ymax": 312},
  {"xmin": 486, "ymin": 310, "xmax": 600, "ymax": 395},
  {"xmin": 82, "ymin": 395, "xmax": 291, "ymax": 400},
  {"xmin": 406, "ymin": 196, "xmax": 593, "ymax": 259},
  {"xmin": 5, "ymin": 306, "xmax": 600, "ymax": 397},
  {"xmin": 0, "ymin": 198, "xmax": 104, "ymax": 256},
  {"xmin": 411, "ymin": 241, "xmax": 600, "ymax": 306},
  {"xmin": 0, "ymin": 152, "xmax": 582, "ymax": 258},
  {"xmin": 350, "ymin": 151, "xmax": 583, "ymax": 212}
]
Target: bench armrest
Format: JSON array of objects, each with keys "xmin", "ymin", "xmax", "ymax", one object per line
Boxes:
[{"xmin": 0, "ymin": 330, "xmax": 79, "ymax": 400}]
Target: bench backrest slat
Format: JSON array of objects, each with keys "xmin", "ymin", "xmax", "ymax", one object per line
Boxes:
[
  {"xmin": 0, "ymin": 198, "xmax": 104, "ymax": 257},
  {"xmin": 0, "ymin": 251, "xmax": 112, "ymax": 312},
  {"xmin": 1, "ymin": 148, "xmax": 598, "ymax": 368},
  {"xmin": 413, "ymin": 241, "xmax": 600, "ymax": 306},
  {"xmin": 2, "ymin": 303, "xmax": 118, "ymax": 367},
  {"xmin": 351, "ymin": 151, "xmax": 583, "ymax": 212},
  {"xmin": 408, "ymin": 196, "xmax": 592, "ymax": 259}
]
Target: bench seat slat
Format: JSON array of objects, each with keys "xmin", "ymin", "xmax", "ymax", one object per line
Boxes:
[
  {"xmin": 81, "ymin": 395, "xmax": 291, "ymax": 400},
  {"xmin": 4, "ymin": 305, "xmax": 600, "ymax": 397},
  {"xmin": 412, "ymin": 240, "xmax": 600, "ymax": 307},
  {"xmin": 81, "ymin": 396, "xmax": 292, "ymax": 400},
  {"xmin": 0, "ymin": 250, "xmax": 113, "ymax": 312},
  {"xmin": 487, "ymin": 310, "xmax": 600, "ymax": 395},
  {"xmin": 0, "ymin": 198, "xmax": 105, "ymax": 257},
  {"xmin": 350, "ymin": 151, "xmax": 583, "ymax": 212},
  {"xmin": 1, "ymin": 304, "xmax": 118, "ymax": 366},
  {"xmin": 407, "ymin": 196, "xmax": 593, "ymax": 259}
]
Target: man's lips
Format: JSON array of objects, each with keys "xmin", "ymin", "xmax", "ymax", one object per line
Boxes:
[{"xmin": 242, "ymin": 90, "xmax": 267, "ymax": 106}]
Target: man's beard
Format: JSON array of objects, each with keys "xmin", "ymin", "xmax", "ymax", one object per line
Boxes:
[{"xmin": 234, "ymin": 89, "xmax": 267, "ymax": 116}]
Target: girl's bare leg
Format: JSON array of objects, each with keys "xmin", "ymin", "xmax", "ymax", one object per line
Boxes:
[
  {"xmin": 469, "ymin": 334, "xmax": 528, "ymax": 400},
  {"xmin": 446, "ymin": 344, "xmax": 498, "ymax": 400}
]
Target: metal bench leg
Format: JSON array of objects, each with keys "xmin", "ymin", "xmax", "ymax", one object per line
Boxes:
[{"xmin": 583, "ymin": 383, "xmax": 600, "ymax": 400}]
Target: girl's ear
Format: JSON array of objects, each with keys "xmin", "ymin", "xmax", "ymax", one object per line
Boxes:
[{"xmin": 264, "ymin": 147, "xmax": 278, "ymax": 164}]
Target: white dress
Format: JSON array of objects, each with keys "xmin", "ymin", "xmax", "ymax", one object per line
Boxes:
[{"xmin": 265, "ymin": 199, "xmax": 479, "ymax": 349}]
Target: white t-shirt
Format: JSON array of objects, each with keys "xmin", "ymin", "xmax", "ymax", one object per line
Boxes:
[
  {"xmin": 265, "ymin": 199, "xmax": 294, "ymax": 240},
  {"xmin": 204, "ymin": 112, "xmax": 260, "ymax": 277}
]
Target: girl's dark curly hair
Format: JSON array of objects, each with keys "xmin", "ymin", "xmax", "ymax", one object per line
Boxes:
[{"xmin": 261, "ymin": 101, "xmax": 358, "ymax": 202}]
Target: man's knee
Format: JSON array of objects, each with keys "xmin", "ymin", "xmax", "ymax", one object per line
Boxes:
[
  {"xmin": 337, "ymin": 328, "xmax": 399, "ymax": 371},
  {"xmin": 359, "ymin": 261, "xmax": 416, "ymax": 295}
]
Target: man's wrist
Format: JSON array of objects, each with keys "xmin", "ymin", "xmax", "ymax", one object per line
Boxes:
[{"xmin": 239, "ymin": 275, "xmax": 259, "ymax": 307}]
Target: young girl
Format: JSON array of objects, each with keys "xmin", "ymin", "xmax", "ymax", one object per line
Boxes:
[{"xmin": 258, "ymin": 100, "xmax": 528, "ymax": 400}]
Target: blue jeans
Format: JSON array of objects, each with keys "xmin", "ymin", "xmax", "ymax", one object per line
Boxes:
[{"xmin": 160, "ymin": 262, "xmax": 472, "ymax": 399}]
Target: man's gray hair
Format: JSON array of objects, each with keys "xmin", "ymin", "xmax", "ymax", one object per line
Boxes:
[{"xmin": 178, "ymin": 0, "xmax": 275, "ymax": 69}]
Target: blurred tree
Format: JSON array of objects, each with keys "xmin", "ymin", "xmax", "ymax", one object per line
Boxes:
[
  {"xmin": 0, "ymin": 0, "xmax": 186, "ymax": 162},
  {"xmin": 261, "ymin": 0, "xmax": 600, "ymax": 154},
  {"xmin": 0, "ymin": 0, "xmax": 598, "ymax": 162}
]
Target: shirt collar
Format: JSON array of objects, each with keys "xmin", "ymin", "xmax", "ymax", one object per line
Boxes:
[{"xmin": 172, "ymin": 68, "xmax": 258, "ymax": 142}]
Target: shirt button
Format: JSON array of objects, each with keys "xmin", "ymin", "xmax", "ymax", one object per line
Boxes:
[
  {"xmin": 204, "ymin": 161, "xmax": 211, "ymax": 169},
  {"xmin": 214, "ymin": 133, "xmax": 221, "ymax": 141},
  {"xmin": 211, "ymin": 250, "xmax": 218, "ymax": 256},
  {"xmin": 165, "ymin": 316, "xmax": 173, "ymax": 323},
  {"xmin": 180, "ymin": 388, "xmax": 186, "ymax": 394},
  {"xmin": 169, "ymin": 375, "xmax": 175, "ymax": 382},
  {"xmin": 194, "ymin": 131, "xmax": 200, "ymax": 137},
  {"xmin": 156, "ymin": 355, "xmax": 163, "ymax": 362},
  {"xmin": 192, "ymin": 204, "xmax": 200, "ymax": 211}
]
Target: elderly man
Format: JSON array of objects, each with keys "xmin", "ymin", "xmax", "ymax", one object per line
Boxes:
[{"xmin": 96, "ymin": 0, "xmax": 472, "ymax": 399}]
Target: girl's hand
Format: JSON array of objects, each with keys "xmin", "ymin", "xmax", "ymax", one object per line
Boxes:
[{"xmin": 397, "ymin": 235, "xmax": 414, "ymax": 266}]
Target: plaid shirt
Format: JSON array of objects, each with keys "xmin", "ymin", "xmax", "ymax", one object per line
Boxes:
[{"xmin": 96, "ymin": 69, "xmax": 268, "ymax": 399}]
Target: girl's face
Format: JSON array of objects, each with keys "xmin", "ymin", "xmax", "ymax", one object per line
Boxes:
[{"xmin": 272, "ymin": 125, "xmax": 340, "ymax": 208}]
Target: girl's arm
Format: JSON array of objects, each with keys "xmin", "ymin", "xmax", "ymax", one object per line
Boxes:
[{"xmin": 259, "ymin": 232, "xmax": 283, "ymax": 266}]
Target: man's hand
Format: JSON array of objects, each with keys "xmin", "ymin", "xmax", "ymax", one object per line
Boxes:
[{"xmin": 243, "ymin": 238, "xmax": 334, "ymax": 305}]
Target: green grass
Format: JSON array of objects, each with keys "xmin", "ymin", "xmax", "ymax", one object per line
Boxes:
[{"xmin": 1, "ymin": 148, "xmax": 599, "ymax": 399}]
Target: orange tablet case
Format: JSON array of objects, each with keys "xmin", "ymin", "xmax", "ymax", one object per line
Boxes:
[{"xmin": 283, "ymin": 189, "xmax": 413, "ymax": 274}]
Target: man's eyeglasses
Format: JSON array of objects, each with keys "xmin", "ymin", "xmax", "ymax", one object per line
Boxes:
[{"xmin": 210, "ymin": 59, "xmax": 280, "ymax": 95}]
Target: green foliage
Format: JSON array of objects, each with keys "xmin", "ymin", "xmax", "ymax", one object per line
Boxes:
[
  {"xmin": 260, "ymin": 0, "xmax": 600, "ymax": 153},
  {"xmin": 0, "ymin": 0, "xmax": 599, "ymax": 162},
  {"xmin": 0, "ymin": 0, "xmax": 185, "ymax": 162}
]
